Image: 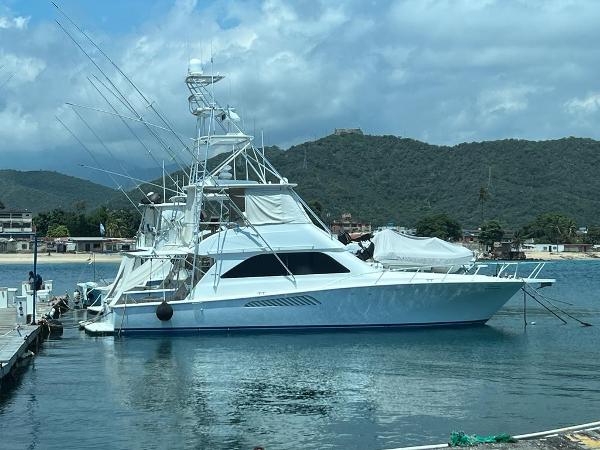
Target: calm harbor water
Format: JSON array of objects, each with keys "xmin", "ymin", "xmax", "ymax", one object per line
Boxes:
[{"xmin": 0, "ymin": 260, "xmax": 599, "ymax": 450}]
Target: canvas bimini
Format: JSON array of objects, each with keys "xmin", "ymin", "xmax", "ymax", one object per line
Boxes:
[{"xmin": 85, "ymin": 62, "xmax": 553, "ymax": 334}]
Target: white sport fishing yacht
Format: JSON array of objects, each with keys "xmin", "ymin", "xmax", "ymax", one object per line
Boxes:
[{"xmin": 85, "ymin": 62, "xmax": 553, "ymax": 334}]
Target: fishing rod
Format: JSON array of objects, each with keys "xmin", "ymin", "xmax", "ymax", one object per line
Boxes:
[
  {"xmin": 86, "ymin": 76, "xmax": 183, "ymax": 189},
  {"xmin": 69, "ymin": 106, "xmax": 151, "ymax": 203},
  {"xmin": 54, "ymin": 19, "xmax": 191, "ymax": 179},
  {"xmin": 66, "ymin": 103, "xmax": 194, "ymax": 141},
  {"xmin": 52, "ymin": 2, "xmax": 193, "ymax": 157},
  {"xmin": 55, "ymin": 116, "xmax": 142, "ymax": 214},
  {"xmin": 89, "ymin": 74, "xmax": 191, "ymax": 174},
  {"xmin": 78, "ymin": 164, "xmax": 181, "ymax": 195}
]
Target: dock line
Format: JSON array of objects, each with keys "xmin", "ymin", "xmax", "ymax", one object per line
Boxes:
[{"xmin": 383, "ymin": 420, "xmax": 600, "ymax": 450}]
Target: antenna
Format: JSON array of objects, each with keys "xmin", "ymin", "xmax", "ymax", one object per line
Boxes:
[
  {"xmin": 162, "ymin": 160, "xmax": 166, "ymax": 201},
  {"xmin": 261, "ymin": 130, "xmax": 266, "ymax": 180}
]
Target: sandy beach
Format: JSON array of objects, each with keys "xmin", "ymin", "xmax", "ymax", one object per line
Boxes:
[
  {"xmin": 523, "ymin": 251, "xmax": 600, "ymax": 261},
  {"xmin": 0, "ymin": 253, "xmax": 123, "ymax": 265},
  {"xmin": 0, "ymin": 251, "xmax": 598, "ymax": 265}
]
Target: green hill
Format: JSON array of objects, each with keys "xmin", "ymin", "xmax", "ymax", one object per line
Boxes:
[
  {"xmin": 6, "ymin": 135, "xmax": 600, "ymax": 229},
  {"xmin": 269, "ymin": 135, "xmax": 600, "ymax": 228},
  {"xmin": 0, "ymin": 170, "xmax": 118, "ymax": 213},
  {"xmin": 122, "ymin": 134, "xmax": 600, "ymax": 229}
]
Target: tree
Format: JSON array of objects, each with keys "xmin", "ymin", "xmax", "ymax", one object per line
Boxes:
[
  {"xmin": 307, "ymin": 200, "xmax": 323, "ymax": 219},
  {"xmin": 47, "ymin": 224, "xmax": 70, "ymax": 238},
  {"xmin": 520, "ymin": 213, "xmax": 577, "ymax": 244},
  {"xmin": 416, "ymin": 213, "xmax": 462, "ymax": 241},
  {"xmin": 585, "ymin": 226, "xmax": 600, "ymax": 245},
  {"xmin": 511, "ymin": 229, "xmax": 525, "ymax": 251},
  {"xmin": 479, "ymin": 220, "xmax": 504, "ymax": 250},
  {"xmin": 0, "ymin": 199, "xmax": 4, "ymax": 209},
  {"xmin": 34, "ymin": 207, "xmax": 138, "ymax": 238},
  {"xmin": 106, "ymin": 209, "xmax": 138, "ymax": 238},
  {"xmin": 73, "ymin": 200, "xmax": 87, "ymax": 211}
]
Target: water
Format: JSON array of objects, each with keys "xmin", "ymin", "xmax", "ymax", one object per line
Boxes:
[{"xmin": 0, "ymin": 260, "xmax": 599, "ymax": 450}]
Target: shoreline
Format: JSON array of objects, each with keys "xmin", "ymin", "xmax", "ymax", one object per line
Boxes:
[
  {"xmin": 0, "ymin": 253, "xmax": 122, "ymax": 265},
  {"xmin": 0, "ymin": 250, "xmax": 598, "ymax": 265},
  {"xmin": 523, "ymin": 250, "xmax": 600, "ymax": 261}
]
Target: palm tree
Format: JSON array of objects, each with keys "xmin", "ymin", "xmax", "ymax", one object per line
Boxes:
[{"xmin": 511, "ymin": 230, "xmax": 524, "ymax": 252}]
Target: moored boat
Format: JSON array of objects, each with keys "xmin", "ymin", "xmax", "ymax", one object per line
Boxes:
[{"xmin": 85, "ymin": 62, "xmax": 554, "ymax": 335}]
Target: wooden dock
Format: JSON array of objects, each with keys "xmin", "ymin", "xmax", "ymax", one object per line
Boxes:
[
  {"xmin": 0, "ymin": 305, "xmax": 51, "ymax": 391},
  {"xmin": 387, "ymin": 421, "xmax": 600, "ymax": 450}
]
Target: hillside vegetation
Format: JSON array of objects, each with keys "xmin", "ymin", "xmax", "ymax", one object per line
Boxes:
[
  {"xmin": 4, "ymin": 135, "xmax": 600, "ymax": 229},
  {"xmin": 268, "ymin": 135, "xmax": 600, "ymax": 228},
  {"xmin": 0, "ymin": 170, "xmax": 117, "ymax": 213},
  {"xmin": 123, "ymin": 135, "xmax": 600, "ymax": 228}
]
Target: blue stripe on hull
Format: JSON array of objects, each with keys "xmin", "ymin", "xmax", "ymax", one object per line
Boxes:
[{"xmin": 117, "ymin": 319, "xmax": 488, "ymax": 334}]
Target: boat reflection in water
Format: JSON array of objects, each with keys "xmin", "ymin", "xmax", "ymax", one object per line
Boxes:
[{"xmin": 97, "ymin": 324, "xmax": 542, "ymax": 449}]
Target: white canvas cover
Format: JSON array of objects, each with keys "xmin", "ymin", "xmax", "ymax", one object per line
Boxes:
[
  {"xmin": 245, "ymin": 188, "xmax": 311, "ymax": 225},
  {"xmin": 104, "ymin": 255, "xmax": 135, "ymax": 300},
  {"xmin": 109, "ymin": 257, "xmax": 173, "ymax": 305},
  {"xmin": 372, "ymin": 229, "xmax": 474, "ymax": 268}
]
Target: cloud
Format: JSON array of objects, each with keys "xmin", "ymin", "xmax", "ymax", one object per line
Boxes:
[
  {"xmin": 564, "ymin": 93, "xmax": 600, "ymax": 115},
  {"xmin": 0, "ymin": 14, "xmax": 29, "ymax": 30},
  {"xmin": 3, "ymin": 0, "xmax": 600, "ymax": 177}
]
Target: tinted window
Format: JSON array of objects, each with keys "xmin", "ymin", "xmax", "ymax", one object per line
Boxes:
[{"xmin": 222, "ymin": 252, "xmax": 350, "ymax": 278}]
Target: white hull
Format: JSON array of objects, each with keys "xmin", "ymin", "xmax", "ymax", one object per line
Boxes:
[{"xmin": 93, "ymin": 278, "xmax": 523, "ymax": 334}]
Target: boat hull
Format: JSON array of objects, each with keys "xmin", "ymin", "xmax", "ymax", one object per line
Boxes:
[{"xmin": 106, "ymin": 280, "xmax": 523, "ymax": 333}]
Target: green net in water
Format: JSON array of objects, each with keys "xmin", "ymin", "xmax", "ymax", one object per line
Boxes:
[{"xmin": 449, "ymin": 431, "xmax": 517, "ymax": 447}]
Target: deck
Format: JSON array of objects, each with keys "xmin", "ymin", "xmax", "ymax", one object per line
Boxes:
[
  {"xmin": 387, "ymin": 421, "xmax": 600, "ymax": 450},
  {"xmin": 0, "ymin": 305, "xmax": 51, "ymax": 389}
]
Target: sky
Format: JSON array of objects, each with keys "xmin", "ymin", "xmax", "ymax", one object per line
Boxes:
[{"xmin": 2, "ymin": 0, "xmax": 600, "ymax": 177}]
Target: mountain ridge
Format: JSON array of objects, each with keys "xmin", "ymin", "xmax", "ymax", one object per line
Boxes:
[
  {"xmin": 0, "ymin": 169, "xmax": 117, "ymax": 213},
  {"xmin": 3, "ymin": 135, "xmax": 600, "ymax": 228}
]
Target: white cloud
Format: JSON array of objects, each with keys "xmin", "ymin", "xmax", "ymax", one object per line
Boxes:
[
  {"xmin": 477, "ymin": 86, "xmax": 536, "ymax": 117},
  {"xmin": 3, "ymin": 0, "xmax": 600, "ymax": 173},
  {"xmin": 564, "ymin": 93, "xmax": 600, "ymax": 115},
  {"xmin": 0, "ymin": 14, "xmax": 29, "ymax": 30},
  {"xmin": 0, "ymin": 52, "xmax": 46, "ymax": 84}
]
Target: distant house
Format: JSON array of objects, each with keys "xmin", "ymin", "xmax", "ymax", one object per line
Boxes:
[
  {"xmin": 0, "ymin": 209, "xmax": 36, "ymax": 253},
  {"xmin": 563, "ymin": 243, "xmax": 594, "ymax": 253},
  {"xmin": 330, "ymin": 213, "xmax": 371, "ymax": 235},
  {"xmin": 334, "ymin": 128, "xmax": 363, "ymax": 136},
  {"xmin": 48, "ymin": 237, "xmax": 135, "ymax": 253},
  {"xmin": 522, "ymin": 244, "xmax": 564, "ymax": 252},
  {"xmin": 462, "ymin": 229, "xmax": 480, "ymax": 244}
]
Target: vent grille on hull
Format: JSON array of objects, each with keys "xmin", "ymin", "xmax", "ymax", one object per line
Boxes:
[{"xmin": 244, "ymin": 296, "xmax": 321, "ymax": 308}]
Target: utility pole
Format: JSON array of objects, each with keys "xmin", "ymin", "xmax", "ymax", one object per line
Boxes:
[{"xmin": 32, "ymin": 235, "xmax": 38, "ymax": 324}]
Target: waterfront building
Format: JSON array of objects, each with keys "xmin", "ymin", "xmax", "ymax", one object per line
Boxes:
[
  {"xmin": 330, "ymin": 212, "xmax": 372, "ymax": 235},
  {"xmin": 47, "ymin": 237, "xmax": 136, "ymax": 253},
  {"xmin": 334, "ymin": 128, "xmax": 363, "ymax": 136},
  {"xmin": 0, "ymin": 209, "xmax": 36, "ymax": 253}
]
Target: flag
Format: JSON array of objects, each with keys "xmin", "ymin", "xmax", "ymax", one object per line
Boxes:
[{"xmin": 99, "ymin": 223, "xmax": 105, "ymax": 236}]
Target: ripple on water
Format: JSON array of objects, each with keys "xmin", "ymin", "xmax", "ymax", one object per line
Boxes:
[{"xmin": 0, "ymin": 260, "xmax": 599, "ymax": 449}]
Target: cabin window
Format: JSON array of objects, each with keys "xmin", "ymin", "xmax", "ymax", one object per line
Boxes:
[{"xmin": 221, "ymin": 252, "xmax": 350, "ymax": 278}]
